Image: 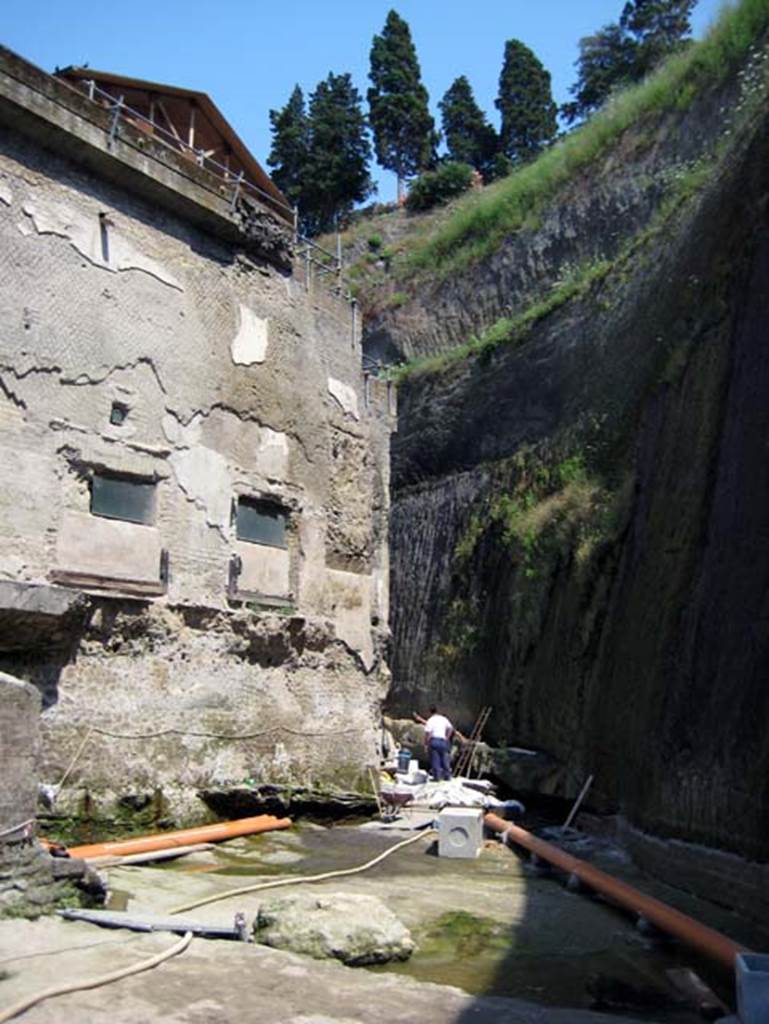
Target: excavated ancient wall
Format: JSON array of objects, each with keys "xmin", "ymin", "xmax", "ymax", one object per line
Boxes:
[
  {"xmin": 0, "ymin": 52, "xmax": 394, "ymax": 822},
  {"xmin": 383, "ymin": 52, "xmax": 769, "ymax": 914}
]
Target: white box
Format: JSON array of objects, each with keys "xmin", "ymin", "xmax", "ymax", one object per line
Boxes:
[{"xmin": 438, "ymin": 807, "xmax": 483, "ymax": 859}]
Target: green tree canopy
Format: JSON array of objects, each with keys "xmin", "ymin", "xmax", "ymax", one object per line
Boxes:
[
  {"xmin": 439, "ymin": 76, "xmax": 499, "ymax": 176},
  {"xmin": 267, "ymin": 76, "xmax": 373, "ymax": 236},
  {"xmin": 621, "ymin": 0, "xmax": 697, "ymax": 73},
  {"xmin": 495, "ymin": 39, "xmax": 558, "ymax": 162},
  {"xmin": 560, "ymin": 25, "xmax": 636, "ymax": 123},
  {"xmin": 267, "ymin": 84, "xmax": 310, "ymax": 210},
  {"xmin": 368, "ymin": 9, "xmax": 436, "ymax": 198},
  {"xmin": 303, "ymin": 72, "xmax": 374, "ymax": 236},
  {"xmin": 563, "ymin": 0, "xmax": 696, "ymax": 123}
]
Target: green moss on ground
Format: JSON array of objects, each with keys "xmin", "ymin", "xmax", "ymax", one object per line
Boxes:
[{"xmin": 419, "ymin": 911, "xmax": 508, "ymax": 959}]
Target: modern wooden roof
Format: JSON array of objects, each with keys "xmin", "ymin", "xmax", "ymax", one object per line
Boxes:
[{"xmin": 56, "ymin": 67, "xmax": 291, "ymax": 221}]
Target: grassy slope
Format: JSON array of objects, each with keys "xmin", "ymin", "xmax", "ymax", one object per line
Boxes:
[
  {"xmin": 401, "ymin": 0, "xmax": 769, "ymax": 281},
  {"xmin": 381, "ymin": 0, "xmax": 769, "ymax": 381}
]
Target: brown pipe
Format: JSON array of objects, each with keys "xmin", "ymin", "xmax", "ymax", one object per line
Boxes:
[
  {"xmin": 64, "ymin": 814, "xmax": 291, "ymax": 860},
  {"xmin": 484, "ymin": 812, "xmax": 747, "ymax": 971}
]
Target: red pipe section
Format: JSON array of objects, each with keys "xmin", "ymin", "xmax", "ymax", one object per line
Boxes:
[
  {"xmin": 484, "ymin": 811, "xmax": 747, "ymax": 972},
  {"xmin": 62, "ymin": 814, "xmax": 291, "ymax": 860}
]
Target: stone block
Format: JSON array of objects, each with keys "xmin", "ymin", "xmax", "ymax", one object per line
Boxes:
[
  {"xmin": 254, "ymin": 891, "xmax": 414, "ymax": 965},
  {"xmin": 0, "ymin": 671, "xmax": 40, "ymax": 835},
  {"xmin": 235, "ymin": 541, "xmax": 290, "ymax": 600},
  {"xmin": 438, "ymin": 807, "xmax": 483, "ymax": 859},
  {"xmin": 54, "ymin": 511, "xmax": 162, "ymax": 585}
]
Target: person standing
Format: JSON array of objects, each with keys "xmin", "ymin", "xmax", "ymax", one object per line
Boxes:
[{"xmin": 423, "ymin": 705, "xmax": 454, "ymax": 781}]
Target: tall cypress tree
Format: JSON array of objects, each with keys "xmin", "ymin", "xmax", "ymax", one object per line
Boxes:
[
  {"xmin": 267, "ymin": 85, "xmax": 310, "ymax": 211},
  {"xmin": 439, "ymin": 76, "xmax": 498, "ymax": 175},
  {"xmin": 303, "ymin": 73, "xmax": 374, "ymax": 236},
  {"xmin": 496, "ymin": 40, "xmax": 558, "ymax": 162},
  {"xmin": 368, "ymin": 10, "xmax": 436, "ymax": 200}
]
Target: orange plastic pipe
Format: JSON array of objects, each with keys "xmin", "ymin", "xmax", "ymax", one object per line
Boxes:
[
  {"xmin": 484, "ymin": 812, "xmax": 747, "ymax": 971},
  {"xmin": 65, "ymin": 814, "xmax": 291, "ymax": 860}
]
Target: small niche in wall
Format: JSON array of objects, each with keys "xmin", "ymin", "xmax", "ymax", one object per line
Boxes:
[
  {"xmin": 235, "ymin": 497, "xmax": 287, "ymax": 549},
  {"xmin": 110, "ymin": 401, "xmax": 129, "ymax": 426},
  {"xmin": 90, "ymin": 472, "xmax": 156, "ymax": 526}
]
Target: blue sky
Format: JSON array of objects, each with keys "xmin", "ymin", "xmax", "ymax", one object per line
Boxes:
[{"xmin": 3, "ymin": 0, "xmax": 726, "ymax": 202}]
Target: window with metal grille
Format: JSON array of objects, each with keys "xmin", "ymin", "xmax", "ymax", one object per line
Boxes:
[
  {"xmin": 90, "ymin": 473, "xmax": 156, "ymax": 526},
  {"xmin": 235, "ymin": 497, "xmax": 287, "ymax": 548}
]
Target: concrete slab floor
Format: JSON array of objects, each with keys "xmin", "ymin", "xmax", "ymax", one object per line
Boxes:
[{"xmin": 0, "ymin": 824, "xmax": 746, "ymax": 1023}]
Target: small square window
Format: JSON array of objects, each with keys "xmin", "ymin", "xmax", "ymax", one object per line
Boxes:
[
  {"xmin": 236, "ymin": 497, "xmax": 287, "ymax": 548},
  {"xmin": 110, "ymin": 402, "xmax": 129, "ymax": 426},
  {"xmin": 91, "ymin": 473, "xmax": 155, "ymax": 525}
]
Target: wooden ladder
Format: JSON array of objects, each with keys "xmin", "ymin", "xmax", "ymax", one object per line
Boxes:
[{"xmin": 454, "ymin": 705, "xmax": 492, "ymax": 778}]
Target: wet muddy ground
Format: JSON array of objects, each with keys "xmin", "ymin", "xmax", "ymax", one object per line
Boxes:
[
  {"xmin": 141, "ymin": 820, "xmax": 762, "ymax": 1019},
  {"xmin": 1, "ymin": 817, "xmax": 764, "ymax": 1022}
]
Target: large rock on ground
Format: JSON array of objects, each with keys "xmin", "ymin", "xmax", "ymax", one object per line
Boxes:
[{"xmin": 254, "ymin": 892, "xmax": 414, "ymax": 966}]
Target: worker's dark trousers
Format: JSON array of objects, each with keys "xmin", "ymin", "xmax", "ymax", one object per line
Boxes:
[{"xmin": 429, "ymin": 738, "xmax": 452, "ymax": 781}]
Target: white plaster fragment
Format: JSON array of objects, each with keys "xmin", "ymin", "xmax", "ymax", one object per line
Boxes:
[
  {"xmin": 169, "ymin": 445, "xmax": 231, "ymax": 531},
  {"xmin": 324, "ymin": 568, "xmax": 374, "ymax": 670},
  {"xmin": 327, "ymin": 378, "xmax": 359, "ymax": 421},
  {"xmin": 0, "ymin": 179, "xmax": 11, "ymax": 206},
  {"xmin": 22, "ymin": 197, "xmax": 183, "ymax": 291},
  {"xmin": 161, "ymin": 414, "xmax": 183, "ymax": 446},
  {"xmin": 16, "ymin": 220, "xmax": 33, "ymax": 237},
  {"xmin": 161, "ymin": 412, "xmax": 202, "ymax": 447},
  {"xmin": 257, "ymin": 427, "xmax": 289, "ymax": 480},
  {"xmin": 231, "ymin": 304, "xmax": 269, "ymax": 365}
]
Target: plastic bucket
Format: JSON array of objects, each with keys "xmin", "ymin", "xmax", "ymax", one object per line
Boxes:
[
  {"xmin": 397, "ymin": 749, "xmax": 411, "ymax": 772},
  {"xmin": 737, "ymin": 953, "xmax": 769, "ymax": 1024}
]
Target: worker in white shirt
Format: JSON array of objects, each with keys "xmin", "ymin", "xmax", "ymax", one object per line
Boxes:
[{"xmin": 422, "ymin": 705, "xmax": 454, "ymax": 781}]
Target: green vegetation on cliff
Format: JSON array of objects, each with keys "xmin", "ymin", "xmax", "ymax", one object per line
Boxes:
[
  {"xmin": 402, "ymin": 0, "xmax": 769, "ymax": 278},
  {"xmin": 391, "ymin": 256, "xmax": 613, "ymax": 381},
  {"xmin": 389, "ymin": 142, "xmax": 746, "ymax": 383}
]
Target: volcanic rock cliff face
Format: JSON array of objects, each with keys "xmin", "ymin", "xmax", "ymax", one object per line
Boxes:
[{"xmin": 373, "ymin": 28, "xmax": 769, "ymax": 889}]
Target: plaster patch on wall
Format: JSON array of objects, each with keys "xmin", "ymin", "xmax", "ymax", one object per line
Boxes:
[
  {"xmin": 231, "ymin": 305, "xmax": 269, "ymax": 365},
  {"xmin": 22, "ymin": 197, "xmax": 183, "ymax": 291},
  {"xmin": 169, "ymin": 445, "xmax": 231, "ymax": 531},
  {"xmin": 257, "ymin": 427, "xmax": 289, "ymax": 480},
  {"xmin": 328, "ymin": 378, "xmax": 359, "ymax": 421},
  {"xmin": 0, "ymin": 180, "xmax": 11, "ymax": 206},
  {"xmin": 323, "ymin": 568, "xmax": 374, "ymax": 670},
  {"xmin": 161, "ymin": 411, "xmax": 203, "ymax": 448}
]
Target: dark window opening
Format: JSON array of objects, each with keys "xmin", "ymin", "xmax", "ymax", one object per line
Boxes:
[
  {"xmin": 90, "ymin": 473, "xmax": 155, "ymax": 526},
  {"xmin": 236, "ymin": 497, "xmax": 287, "ymax": 548},
  {"xmin": 110, "ymin": 402, "xmax": 129, "ymax": 426}
]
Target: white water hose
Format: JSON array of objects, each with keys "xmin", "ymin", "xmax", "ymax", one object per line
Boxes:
[{"xmin": 0, "ymin": 930, "xmax": 193, "ymax": 1023}]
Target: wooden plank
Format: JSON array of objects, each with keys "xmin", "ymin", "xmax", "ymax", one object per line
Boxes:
[{"xmin": 156, "ymin": 100, "xmax": 183, "ymax": 144}]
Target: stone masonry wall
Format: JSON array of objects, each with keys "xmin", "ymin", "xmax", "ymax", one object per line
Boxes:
[
  {"xmin": 0, "ymin": 62, "xmax": 394, "ymax": 821},
  {"xmin": 0, "ymin": 671, "xmax": 39, "ymax": 839},
  {"xmin": 0, "ymin": 671, "xmax": 67, "ymax": 915}
]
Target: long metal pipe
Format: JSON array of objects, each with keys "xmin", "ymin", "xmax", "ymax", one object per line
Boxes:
[{"xmin": 484, "ymin": 812, "xmax": 747, "ymax": 971}]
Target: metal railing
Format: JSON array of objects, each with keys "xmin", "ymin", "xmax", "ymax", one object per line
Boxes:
[
  {"xmin": 69, "ymin": 78, "xmax": 345, "ymax": 290},
  {"xmin": 80, "ymin": 80, "xmax": 294, "ymax": 220}
]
